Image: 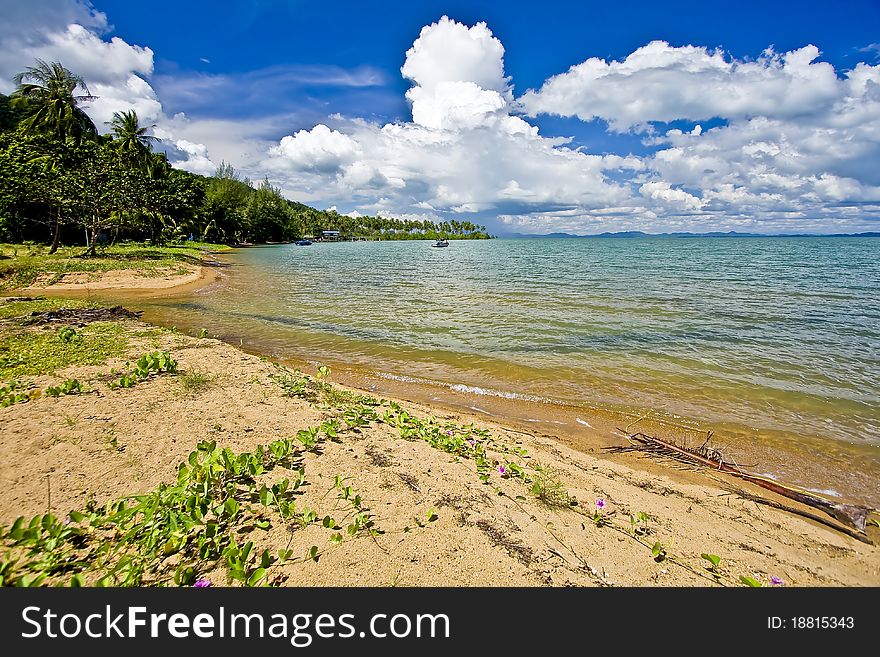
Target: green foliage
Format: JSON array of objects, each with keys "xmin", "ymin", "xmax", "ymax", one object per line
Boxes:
[
  {"xmin": 271, "ymin": 368, "xmax": 317, "ymax": 402},
  {"xmin": 701, "ymin": 553, "xmax": 721, "ymax": 569},
  {"xmin": 109, "ymin": 351, "xmax": 177, "ymax": 389},
  {"xmin": 651, "ymin": 541, "xmax": 668, "ymax": 562},
  {"xmin": 45, "ymin": 378, "xmax": 83, "ymax": 397},
  {"xmin": 56, "ymin": 326, "xmax": 78, "ymax": 343},
  {"xmin": 629, "ymin": 511, "xmax": 652, "ymax": 536},
  {"xmin": 0, "ymin": 437, "xmax": 313, "ymax": 587},
  {"xmin": 0, "ymin": 321, "xmax": 127, "ymax": 378},
  {"xmin": 0, "ymin": 379, "xmax": 39, "ymax": 406},
  {"xmin": 739, "ymin": 575, "xmax": 763, "ymax": 587}
]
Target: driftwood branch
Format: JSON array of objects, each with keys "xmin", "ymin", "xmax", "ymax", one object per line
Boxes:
[
  {"xmin": 718, "ymin": 485, "xmax": 874, "ymax": 545},
  {"xmin": 609, "ymin": 431, "xmax": 874, "ymax": 537}
]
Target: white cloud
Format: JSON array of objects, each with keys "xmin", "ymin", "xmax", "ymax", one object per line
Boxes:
[
  {"xmin": 268, "ymin": 124, "xmax": 361, "ymax": 172},
  {"xmin": 265, "ymin": 16, "xmax": 628, "ymax": 215},
  {"xmin": 515, "ymin": 39, "xmax": 880, "ymax": 232},
  {"xmin": 520, "ymin": 41, "xmax": 842, "ymax": 131},
  {"xmin": 639, "ymin": 181, "xmax": 705, "ymax": 211}
]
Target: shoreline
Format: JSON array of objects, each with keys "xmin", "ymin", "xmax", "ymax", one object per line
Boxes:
[
  {"xmin": 33, "ymin": 248, "xmax": 876, "ymax": 509},
  {"xmin": 1, "ymin": 297, "xmax": 878, "ymax": 585}
]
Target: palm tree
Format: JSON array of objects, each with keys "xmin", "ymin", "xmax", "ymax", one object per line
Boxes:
[
  {"xmin": 12, "ymin": 59, "xmax": 97, "ymax": 143},
  {"xmin": 108, "ymin": 109, "xmax": 158, "ymax": 159}
]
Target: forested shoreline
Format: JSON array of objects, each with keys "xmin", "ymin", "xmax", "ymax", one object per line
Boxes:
[{"xmin": 0, "ymin": 60, "xmax": 491, "ymax": 252}]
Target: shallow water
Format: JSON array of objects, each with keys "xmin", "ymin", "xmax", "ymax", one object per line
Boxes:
[{"xmin": 124, "ymin": 237, "xmax": 880, "ymax": 504}]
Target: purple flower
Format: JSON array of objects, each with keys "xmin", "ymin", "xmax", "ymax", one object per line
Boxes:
[
  {"xmin": 446, "ymin": 430, "xmax": 453, "ymax": 436},
  {"xmin": 596, "ymin": 498, "xmax": 606, "ymax": 510},
  {"xmin": 467, "ymin": 439, "xmax": 476, "ymax": 447},
  {"xmin": 193, "ymin": 578, "xmax": 212, "ymax": 588},
  {"xmin": 498, "ymin": 465, "xmax": 506, "ymax": 475},
  {"xmin": 770, "ymin": 576, "xmax": 784, "ymax": 587}
]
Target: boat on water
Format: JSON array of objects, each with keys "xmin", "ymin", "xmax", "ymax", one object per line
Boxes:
[
  {"xmin": 294, "ymin": 239, "xmax": 312, "ymax": 246},
  {"xmin": 432, "ymin": 238, "xmax": 449, "ymax": 248}
]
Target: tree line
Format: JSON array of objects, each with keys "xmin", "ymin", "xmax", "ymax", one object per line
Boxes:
[{"xmin": 0, "ymin": 60, "xmax": 491, "ymax": 253}]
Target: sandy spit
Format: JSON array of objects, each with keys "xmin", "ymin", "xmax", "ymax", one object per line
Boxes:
[{"xmin": 20, "ymin": 263, "xmax": 220, "ymax": 297}]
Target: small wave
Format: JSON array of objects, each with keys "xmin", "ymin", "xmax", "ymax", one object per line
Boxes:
[
  {"xmin": 449, "ymin": 383, "xmax": 547, "ymax": 403},
  {"xmin": 469, "ymin": 406, "xmax": 492, "ymax": 415},
  {"xmin": 375, "ymin": 372, "xmax": 435, "ymax": 385},
  {"xmin": 576, "ymin": 417, "xmax": 595, "ymax": 429},
  {"xmin": 375, "ymin": 371, "xmax": 554, "ymax": 404}
]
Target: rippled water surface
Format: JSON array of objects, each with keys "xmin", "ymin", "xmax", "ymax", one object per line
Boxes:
[{"xmin": 131, "ymin": 237, "xmax": 880, "ymax": 502}]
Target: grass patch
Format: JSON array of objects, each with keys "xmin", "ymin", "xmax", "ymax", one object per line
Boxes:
[
  {"xmin": 529, "ymin": 464, "xmax": 573, "ymax": 508},
  {"xmin": 179, "ymin": 369, "xmax": 213, "ymax": 394},
  {"xmin": 0, "ymin": 241, "xmax": 229, "ymax": 290},
  {"xmin": 0, "ymin": 322, "xmax": 128, "ymax": 378}
]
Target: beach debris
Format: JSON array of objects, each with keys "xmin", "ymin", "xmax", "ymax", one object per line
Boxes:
[
  {"xmin": 609, "ymin": 431, "xmax": 875, "ymax": 537},
  {"xmin": 24, "ymin": 305, "xmax": 142, "ymax": 325},
  {"xmin": 3, "ymin": 296, "xmax": 46, "ymax": 303}
]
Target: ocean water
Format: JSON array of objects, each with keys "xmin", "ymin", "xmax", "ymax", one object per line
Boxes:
[{"xmin": 131, "ymin": 237, "xmax": 880, "ymax": 503}]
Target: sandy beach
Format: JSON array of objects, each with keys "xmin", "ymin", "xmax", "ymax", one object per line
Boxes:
[{"xmin": 1, "ymin": 292, "xmax": 877, "ymax": 587}]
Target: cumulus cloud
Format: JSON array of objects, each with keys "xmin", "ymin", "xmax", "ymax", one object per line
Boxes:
[
  {"xmin": 269, "ymin": 124, "xmax": 361, "ymax": 172},
  {"xmin": 519, "ymin": 41, "xmax": 842, "ymax": 131},
  {"xmin": 639, "ymin": 181, "xmax": 705, "ymax": 212},
  {"xmin": 513, "ymin": 39, "xmax": 880, "ymax": 232},
  {"xmin": 265, "ymin": 16, "xmax": 629, "ymax": 214}
]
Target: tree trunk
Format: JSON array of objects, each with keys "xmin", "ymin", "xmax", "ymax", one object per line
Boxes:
[
  {"xmin": 88, "ymin": 220, "xmax": 98, "ymax": 256},
  {"xmin": 48, "ymin": 207, "xmax": 61, "ymax": 254},
  {"xmin": 110, "ymin": 224, "xmax": 119, "ymax": 247}
]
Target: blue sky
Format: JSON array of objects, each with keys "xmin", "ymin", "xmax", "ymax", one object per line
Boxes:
[
  {"xmin": 101, "ymin": 0, "xmax": 880, "ymax": 149},
  {"xmin": 2, "ymin": 0, "xmax": 879, "ymax": 233}
]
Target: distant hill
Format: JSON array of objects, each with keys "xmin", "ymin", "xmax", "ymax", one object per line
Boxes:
[{"xmin": 504, "ymin": 230, "xmax": 880, "ymax": 239}]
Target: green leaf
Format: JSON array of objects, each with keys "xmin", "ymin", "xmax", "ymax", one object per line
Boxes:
[
  {"xmin": 427, "ymin": 508, "xmax": 438, "ymax": 522},
  {"xmin": 308, "ymin": 545, "xmax": 319, "ymax": 562},
  {"xmin": 701, "ymin": 553, "xmax": 721, "ymax": 568},
  {"xmin": 246, "ymin": 568, "xmax": 267, "ymax": 587},
  {"xmin": 740, "ymin": 576, "xmax": 763, "ymax": 587}
]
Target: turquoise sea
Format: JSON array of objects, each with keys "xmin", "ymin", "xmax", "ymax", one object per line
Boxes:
[{"xmin": 130, "ymin": 237, "xmax": 880, "ymax": 505}]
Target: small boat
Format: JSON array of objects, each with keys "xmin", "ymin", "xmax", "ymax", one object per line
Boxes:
[
  {"xmin": 432, "ymin": 238, "xmax": 449, "ymax": 248},
  {"xmin": 294, "ymin": 239, "xmax": 312, "ymax": 246}
]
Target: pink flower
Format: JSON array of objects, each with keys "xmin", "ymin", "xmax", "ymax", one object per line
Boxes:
[
  {"xmin": 596, "ymin": 498, "xmax": 606, "ymax": 509},
  {"xmin": 498, "ymin": 465, "xmax": 506, "ymax": 475},
  {"xmin": 193, "ymin": 578, "xmax": 212, "ymax": 588}
]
